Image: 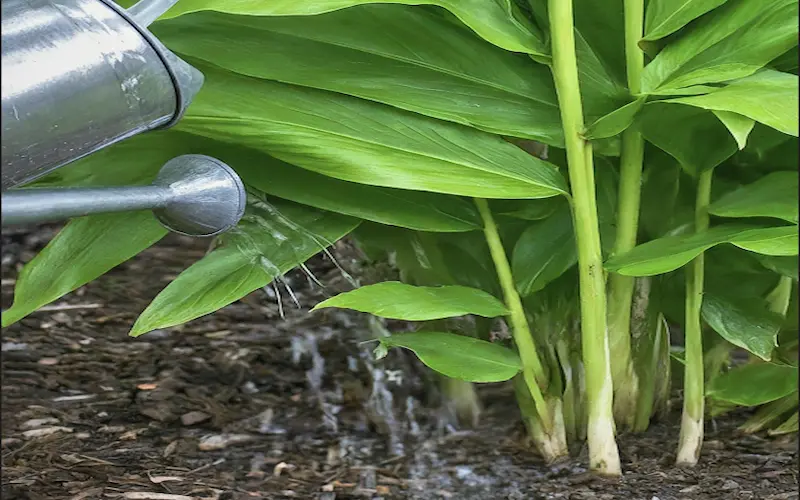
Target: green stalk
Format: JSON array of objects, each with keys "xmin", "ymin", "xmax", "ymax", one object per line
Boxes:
[
  {"xmin": 676, "ymin": 168, "xmax": 713, "ymax": 466},
  {"xmin": 475, "ymin": 198, "xmax": 567, "ymax": 461},
  {"xmin": 607, "ymin": 0, "xmax": 646, "ymax": 429},
  {"xmin": 547, "ymin": 0, "xmax": 620, "ymax": 475}
]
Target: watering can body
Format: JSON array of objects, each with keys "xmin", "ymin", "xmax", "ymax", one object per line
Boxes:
[
  {"xmin": 1, "ymin": 0, "xmax": 203, "ymax": 191},
  {"xmin": 0, "ymin": 0, "xmax": 247, "ymax": 237}
]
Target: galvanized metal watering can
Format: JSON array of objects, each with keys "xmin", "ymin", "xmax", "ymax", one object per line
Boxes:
[{"xmin": 1, "ymin": 0, "xmax": 246, "ymax": 237}]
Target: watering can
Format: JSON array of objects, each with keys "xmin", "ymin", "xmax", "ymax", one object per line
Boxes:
[{"xmin": 0, "ymin": 0, "xmax": 246, "ymax": 237}]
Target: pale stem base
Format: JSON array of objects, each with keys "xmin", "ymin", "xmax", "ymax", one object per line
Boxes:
[{"xmin": 676, "ymin": 411, "xmax": 704, "ymax": 466}]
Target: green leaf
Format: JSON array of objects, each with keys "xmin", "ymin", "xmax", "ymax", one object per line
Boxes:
[
  {"xmin": 153, "ymin": 7, "xmax": 563, "ymax": 146},
  {"xmin": 709, "ymin": 171, "xmax": 799, "ymax": 223},
  {"xmin": 159, "ymin": 0, "xmax": 549, "ymax": 58},
  {"xmin": 312, "ymin": 282, "xmax": 508, "ymax": 320},
  {"xmin": 2, "ymin": 212, "xmax": 167, "ymax": 327},
  {"xmin": 643, "ymin": 0, "xmax": 729, "ymax": 42},
  {"xmin": 378, "ymin": 331, "xmax": 522, "ymax": 382},
  {"xmin": 640, "ymin": 147, "xmax": 695, "ymax": 238},
  {"xmin": 512, "ymin": 205, "xmax": 577, "ymax": 296},
  {"xmin": 665, "ymin": 70, "xmax": 799, "ymax": 137},
  {"xmin": 179, "ymin": 60, "xmax": 568, "ymax": 200},
  {"xmin": 755, "ymin": 255, "xmax": 799, "ymax": 280},
  {"xmin": 702, "ymin": 293, "xmax": 782, "ymax": 360},
  {"xmin": 187, "ymin": 137, "xmax": 482, "ymax": 233},
  {"xmin": 769, "ymin": 412, "xmax": 799, "ymax": 435},
  {"xmin": 713, "ymin": 111, "xmax": 755, "ymax": 150},
  {"xmin": 605, "ymin": 224, "xmax": 799, "ymax": 276},
  {"xmin": 130, "ymin": 200, "xmax": 359, "ymax": 336},
  {"xmin": 707, "ymin": 362, "xmax": 798, "ymax": 406},
  {"xmin": 584, "ymin": 97, "xmax": 647, "ymax": 140},
  {"xmin": 636, "ymin": 102, "xmax": 738, "ymax": 173},
  {"xmin": 641, "ymin": 0, "xmax": 799, "ymax": 93}
]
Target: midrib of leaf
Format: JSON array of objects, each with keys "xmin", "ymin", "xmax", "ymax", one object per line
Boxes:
[
  {"xmin": 181, "ymin": 114, "xmax": 563, "ymax": 190},
  {"xmin": 168, "ymin": 26, "xmax": 557, "ymax": 107}
]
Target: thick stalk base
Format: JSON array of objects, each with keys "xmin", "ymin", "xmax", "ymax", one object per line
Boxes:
[
  {"xmin": 525, "ymin": 398, "xmax": 570, "ymax": 464},
  {"xmin": 612, "ymin": 368, "xmax": 639, "ymax": 428},
  {"xmin": 676, "ymin": 411, "xmax": 704, "ymax": 466},
  {"xmin": 587, "ymin": 411, "xmax": 622, "ymax": 475}
]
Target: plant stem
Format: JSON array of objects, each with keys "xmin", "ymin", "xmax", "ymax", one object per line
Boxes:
[
  {"xmin": 608, "ymin": 0, "xmax": 646, "ymax": 429},
  {"xmin": 547, "ymin": 0, "xmax": 620, "ymax": 476},
  {"xmin": 676, "ymin": 168, "xmax": 713, "ymax": 466},
  {"xmin": 474, "ymin": 198, "xmax": 567, "ymax": 461}
]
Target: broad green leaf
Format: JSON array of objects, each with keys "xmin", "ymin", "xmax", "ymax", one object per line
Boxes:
[
  {"xmin": 378, "ymin": 331, "xmax": 522, "ymax": 382},
  {"xmin": 30, "ymin": 131, "xmax": 187, "ymax": 188},
  {"xmin": 707, "ymin": 362, "xmax": 798, "ymax": 406},
  {"xmin": 713, "ymin": 111, "xmax": 755, "ymax": 150},
  {"xmin": 179, "ymin": 60, "xmax": 568, "ymax": 200},
  {"xmin": 739, "ymin": 393, "xmax": 799, "ymax": 433},
  {"xmin": 666, "ymin": 70, "xmax": 799, "ymax": 136},
  {"xmin": 312, "ymin": 282, "xmax": 508, "ymax": 320},
  {"xmin": 709, "ymin": 171, "xmax": 799, "ymax": 223},
  {"xmin": 572, "ymin": 0, "xmax": 627, "ymax": 87},
  {"xmin": 702, "ymin": 293, "xmax": 782, "ymax": 360},
  {"xmin": 153, "ymin": 8, "xmax": 563, "ymax": 146},
  {"xmin": 643, "ymin": 0, "xmax": 729, "ymax": 42},
  {"xmin": 159, "ymin": 0, "xmax": 549, "ymax": 58},
  {"xmin": 636, "ymin": 102, "xmax": 738, "ymax": 173},
  {"xmin": 2, "ymin": 212, "xmax": 167, "ymax": 327},
  {"xmin": 770, "ymin": 46, "xmax": 799, "ymax": 74},
  {"xmin": 584, "ymin": 97, "xmax": 646, "ymax": 140},
  {"xmin": 130, "ymin": 200, "xmax": 359, "ymax": 336},
  {"xmin": 512, "ymin": 205, "xmax": 576, "ymax": 296},
  {"xmin": 185, "ymin": 137, "xmax": 482, "ymax": 232},
  {"xmin": 605, "ymin": 224, "xmax": 799, "ymax": 276},
  {"xmin": 641, "ymin": 0, "xmax": 799, "ymax": 92}
]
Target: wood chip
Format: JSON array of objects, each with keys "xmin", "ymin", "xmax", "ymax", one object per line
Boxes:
[
  {"xmin": 198, "ymin": 434, "xmax": 257, "ymax": 451},
  {"xmin": 137, "ymin": 383, "xmax": 158, "ymax": 391},
  {"xmin": 120, "ymin": 493, "xmax": 196, "ymax": 500},
  {"xmin": 20, "ymin": 417, "xmax": 60, "ymax": 429},
  {"xmin": 22, "ymin": 426, "xmax": 74, "ymax": 439},
  {"xmin": 180, "ymin": 411, "xmax": 210, "ymax": 426}
]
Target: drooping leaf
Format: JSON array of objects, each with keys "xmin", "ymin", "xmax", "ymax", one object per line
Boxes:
[
  {"xmin": 639, "ymin": 147, "xmax": 695, "ymax": 238},
  {"xmin": 2, "ymin": 212, "xmax": 168, "ymax": 327},
  {"xmin": 312, "ymin": 282, "xmax": 508, "ymax": 320},
  {"xmin": 707, "ymin": 362, "xmax": 798, "ymax": 406},
  {"xmin": 584, "ymin": 97, "xmax": 647, "ymax": 140},
  {"xmin": 512, "ymin": 205, "xmax": 576, "ymax": 296},
  {"xmin": 605, "ymin": 224, "xmax": 799, "ymax": 276},
  {"xmin": 713, "ymin": 111, "xmax": 756, "ymax": 150},
  {"xmin": 755, "ymin": 255, "xmax": 799, "ymax": 280},
  {"xmin": 130, "ymin": 199, "xmax": 359, "ymax": 336},
  {"xmin": 739, "ymin": 393, "xmax": 799, "ymax": 433},
  {"xmin": 159, "ymin": 0, "xmax": 549, "ymax": 58},
  {"xmin": 702, "ymin": 293, "xmax": 783, "ymax": 360},
  {"xmin": 378, "ymin": 331, "xmax": 522, "ymax": 382},
  {"xmin": 665, "ymin": 70, "xmax": 799, "ymax": 137},
  {"xmin": 179, "ymin": 60, "xmax": 568, "ymax": 200},
  {"xmin": 642, "ymin": 0, "xmax": 729, "ymax": 42},
  {"xmin": 769, "ymin": 412, "xmax": 799, "ymax": 435},
  {"xmin": 636, "ymin": 102, "xmax": 738, "ymax": 173},
  {"xmin": 153, "ymin": 7, "xmax": 563, "ymax": 145},
  {"xmin": 708, "ymin": 171, "xmax": 799, "ymax": 223},
  {"xmin": 641, "ymin": 0, "xmax": 799, "ymax": 92}
]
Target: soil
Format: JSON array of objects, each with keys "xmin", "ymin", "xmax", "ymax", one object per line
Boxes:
[{"xmin": 1, "ymin": 224, "xmax": 797, "ymax": 500}]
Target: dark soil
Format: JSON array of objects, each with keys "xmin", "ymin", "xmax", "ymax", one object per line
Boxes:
[{"xmin": 2, "ymin": 225, "xmax": 797, "ymax": 500}]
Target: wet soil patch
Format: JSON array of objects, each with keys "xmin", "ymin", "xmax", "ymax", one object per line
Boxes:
[{"xmin": 2, "ymin": 225, "xmax": 797, "ymax": 499}]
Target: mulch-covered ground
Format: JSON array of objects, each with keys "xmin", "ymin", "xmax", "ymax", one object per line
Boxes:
[{"xmin": 2, "ymin": 225, "xmax": 797, "ymax": 500}]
